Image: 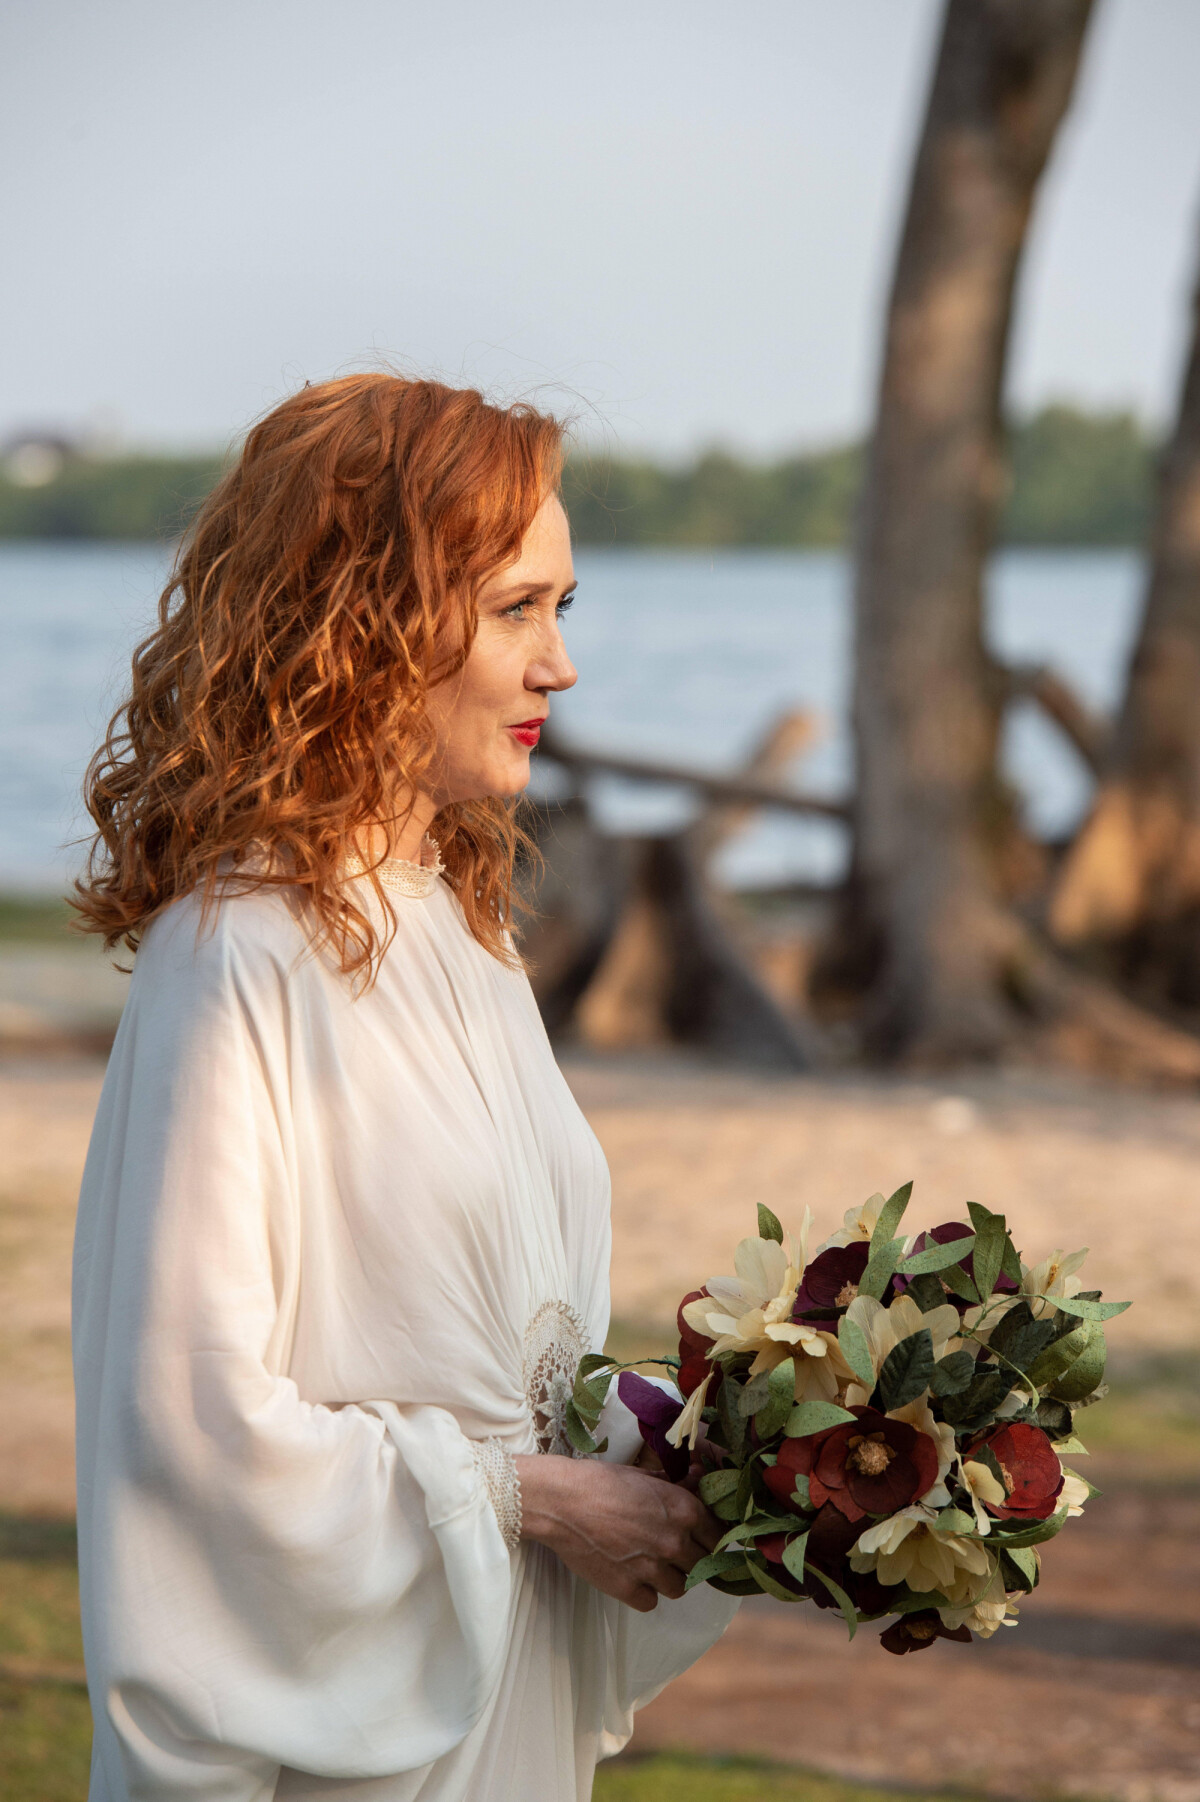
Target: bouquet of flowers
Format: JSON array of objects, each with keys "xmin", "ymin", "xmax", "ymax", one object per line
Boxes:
[{"xmin": 569, "ymin": 1186, "xmax": 1128, "ymax": 1653}]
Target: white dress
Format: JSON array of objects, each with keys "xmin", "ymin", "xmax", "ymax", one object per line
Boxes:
[{"xmin": 71, "ymin": 860, "xmax": 737, "ymax": 1802}]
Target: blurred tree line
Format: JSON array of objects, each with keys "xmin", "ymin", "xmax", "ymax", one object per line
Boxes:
[{"xmin": 0, "ymin": 406, "xmax": 1157, "ymax": 547}]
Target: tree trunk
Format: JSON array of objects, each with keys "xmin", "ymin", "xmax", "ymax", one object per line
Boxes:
[
  {"xmin": 1050, "ymin": 251, "xmax": 1200, "ymax": 1007},
  {"xmin": 847, "ymin": 0, "xmax": 1094, "ymax": 1061}
]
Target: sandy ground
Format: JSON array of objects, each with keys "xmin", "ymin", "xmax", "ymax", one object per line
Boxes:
[
  {"xmin": 2, "ymin": 1050, "xmax": 1198, "ymax": 1798},
  {"xmin": 570, "ymin": 1055, "xmax": 1200, "ymax": 1350}
]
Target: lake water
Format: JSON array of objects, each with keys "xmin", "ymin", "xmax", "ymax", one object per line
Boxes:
[{"xmin": 0, "ymin": 542, "xmax": 1144, "ymax": 892}]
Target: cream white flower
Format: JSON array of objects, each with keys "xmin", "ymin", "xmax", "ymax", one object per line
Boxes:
[
  {"xmin": 1022, "ymin": 1247, "xmax": 1089, "ymax": 1320},
  {"xmin": 816, "ymin": 1192, "xmax": 886, "ymax": 1252},
  {"xmin": 849, "ymin": 1504, "xmax": 991, "ymax": 1597},
  {"xmin": 840, "ymin": 1293, "xmax": 962, "ymax": 1406},
  {"xmin": 959, "ymin": 1457, "xmax": 1007, "ymax": 1535},
  {"xmin": 665, "ymin": 1372, "xmax": 712, "ymax": 1451},
  {"xmin": 681, "ymin": 1218, "xmax": 849, "ymax": 1392},
  {"xmin": 1059, "ymin": 1465, "xmax": 1090, "ymax": 1518},
  {"xmin": 937, "ymin": 1560, "xmax": 1021, "ymax": 1637}
]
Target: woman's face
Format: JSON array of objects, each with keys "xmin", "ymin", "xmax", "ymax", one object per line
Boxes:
[{"xmin": 425, "ymin": 492, "xmax": 578, "ymax": 806}]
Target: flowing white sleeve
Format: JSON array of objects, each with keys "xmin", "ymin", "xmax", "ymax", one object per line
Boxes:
[{"xmin": 72, "ymin": 899, "xmax": 512, "ymax": 1802}]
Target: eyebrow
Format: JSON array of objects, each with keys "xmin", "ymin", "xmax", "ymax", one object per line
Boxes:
[{"xmin": 487, "ymin": 578, "xmax": 577, "ymax": 603}]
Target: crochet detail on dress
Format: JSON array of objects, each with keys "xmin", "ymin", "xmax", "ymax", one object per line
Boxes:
[
  {"xmin": 343, "ymin": 837, "xmax": 444, "ymax": 899},
  {"xmin": 470, "ymin": 1438, "xmax": 522, "ymax": 1550},
  {"xmin": 523, "ymin": 1299, "xmax": 587, "ymax": 1457}
]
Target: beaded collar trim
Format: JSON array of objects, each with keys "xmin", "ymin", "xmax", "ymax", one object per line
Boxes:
[{"xmin": 344, "ymin": 836, "xmax": 444, "ymax": 899}]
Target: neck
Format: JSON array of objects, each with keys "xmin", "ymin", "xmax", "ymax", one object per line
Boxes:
[{"xmin": 354, "ymin": 792, "xmax": 440, "ymax": 865}]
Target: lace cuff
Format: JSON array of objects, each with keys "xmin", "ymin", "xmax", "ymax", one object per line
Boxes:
[{"xmin": 470, "ymin": 1437, "xmax": 522, "ymax": 1550}]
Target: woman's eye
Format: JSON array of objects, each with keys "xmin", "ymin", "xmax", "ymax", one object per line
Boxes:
[{"xmin": 556, "ymin": 595, "xmax": 574, "ymax": 619}]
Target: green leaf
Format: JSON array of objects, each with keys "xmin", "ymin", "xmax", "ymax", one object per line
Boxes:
[
  {"xmin": 966, "ymin": 1204, "xmax": 1007, "ymax": 1303},
  {"xmin": 1035, "ymin": 1397, "xmax": 1073, "ymax": 1441},
  {"xmin": 877, "ymin": 1328, "xmax": 935, "ymax": 1411},
  {"xmin": 1051, "ymin": 1294, "xmax": 1131, "ymax": 1322},
  {"xmin": 755, "ymin": 1359, "xmax": 797, "ymax": 1440},
  {"xmin": 717, "ymin": 1370, "xmax": 748, "ymax": 1457},
  {"xmin": 989, "ymin": 1506, "xmax": 1069, "ymax": 1550},
  {"xmin": 571, "ymin": 1353, "xmax": 616, "ymax": 1426},
  {"xmin": 887, "ymin": 1586, "xmax": 954, "ymax": 1616},
  {"xmin": 790, "ymin": 1474, "xmax": 813, "ymax": 1511},
  {"xmin": 718, "ymin": 1514, "xmax": 805, "ymax": 1550},
  {"xmin": 1052, "ymin": 1434, "xmax": 1088, "ymax": 1457},
  {"xmin": 929, "ymin": 1349, "xmax": 976, "ymax": 1397},
  {"xmin": 939, "ymin": 1366, "xmax": 1011, "ymax": 1429},
  {"xmin": 562, "ymin": 1400, "xmax": 602, "ymax": 1455},
  {"xmin": 905, "ymin": 1272, "xmax": 952, "ymax": 1314},
  {"xmin": 707, "ymin": 1573, "xmax": 763, "ymax": 1596},
  {"xmin": 858, "ymin": 1236, "xmax": 905, "ymax": 1302},
  {"xmin": 935, "ymin": 1507, "xmax": 978, "ymax": 1536},
  {"xmin": 781, "ymin": 1532, "xmax": 809, "ymax": 1584},
  {"xmin": 870, "ymin": 1183, "xmax": 913, "ymax": 1257},
  {"xmin": 837, "ymin": 1317, "xmax": 876, "ymax": 1391},
  {"xmin": 898, "ymin": 1235, "xmax": 977, "ymax": 1277},
  {"xmin": 1027, "ymin": 1322, "xmax": 1091, "ymax": 1390},
  {"xmin": 684, "ymin": 1549, "xmax": 752, "ymax": 1591},
  {"xmin": 806, "ymin": 1563, "xmax": 859, "ymax": 1637},
  {"xmin": 939, "ymin": 1260, "xmax": 980, "ymax": 1305},
  {"xmin": 757, "ymin": 1203, "xmax": 784, "ymax": 1244},
  {"xmin": 784, "ymin": 1399, "xmax": 857, "ymax": 1437},
  {"xmin": 737, "ymin": 1370, "xmax": 773, "ymax": 1417},
  {"xmin": 1000, "ymin": 1546, "xmax": 1039, "ymax": 1593},
  {"xmin": 746, "ymin": 1553, "xmax": 803, "ymax": 1602},
  {"xmin": 698, "ymin": 1469, "xmax": 740, "ymax": 1506},
  {"xmin": 992, "ymin": 1315, "xmax": 1058, "ymax": 1371},
  {"xmin": 1000, "ymin": 1233, "xmax": 1023, "ymax": 1286}
]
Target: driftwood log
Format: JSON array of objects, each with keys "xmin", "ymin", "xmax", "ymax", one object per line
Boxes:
[{"xmin": 522, "ymin": 716, "xmax": 823, "ymax": 1068}]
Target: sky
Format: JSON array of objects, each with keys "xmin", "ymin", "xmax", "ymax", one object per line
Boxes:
[{"xmin": 4, "ymin": 0, "xmax": 1200, "ymax": 458}]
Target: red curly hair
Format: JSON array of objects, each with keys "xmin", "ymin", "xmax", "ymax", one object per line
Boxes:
[{"xmin": 72, "ymin": 374, "xmax": 565, "ymax": 979}]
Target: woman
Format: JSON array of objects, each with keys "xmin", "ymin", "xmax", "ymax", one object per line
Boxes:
[{"xmin": 71, "ymin": 375, "xmax": 738, "ymax": 1802}]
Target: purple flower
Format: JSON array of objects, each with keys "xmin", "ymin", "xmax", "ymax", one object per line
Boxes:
[
  {"xmin": 792, "ymin": 1242, "xmax": 882, "ymax": 1324},
  {"xmin": 617, "ymin": 1372, "xmax": 691, "ymax": 1481}
]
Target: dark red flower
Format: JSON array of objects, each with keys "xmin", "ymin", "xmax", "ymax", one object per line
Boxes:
[
  {"xmin": 761, "ymin": 1504, "xmax": 899, "ymax": 1614},
  {"xmin": 676, "ymin": 1289, "xmax": 721, "ymax": 1402},
  {"xmin": 677, "ymin": 1289, "xmax": 714, "ymax": 1354},
  {"xmin": 616, "ymin": 1372, "xmax": 691, "ymax": 1482},
  {"xmin": 792, "ymin": 1243, "xmax": 885, "ymax": 1324},
  {"xmin": 894, "ymin": 1222, "xmax": 1019, "ymax": 1313},
  {"xmin": 975, "ymin": 1422, "xmax": 1064, "ymax": 1521},
  {"xmin": 880, "ymin": 1610, "xmax": 973, "ymax": 1655},
  {"xmin": 763, "ymin": 1405, "xmax": 940, "ymax": 1524},
  {"xmin": 678, "ymin": 1352, "xmax": 717, "ymax": 1398}
]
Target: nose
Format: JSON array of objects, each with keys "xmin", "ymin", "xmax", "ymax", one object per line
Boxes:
[{"xmin": 528, "ymin": 624, "xmax": 577, "ymax": 695}]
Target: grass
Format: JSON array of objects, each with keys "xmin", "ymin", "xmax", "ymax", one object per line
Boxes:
[
  {"xmin": 0, "ymin": 1517, "xmax": 91, "ymax": 1802},
  {"xmin": 595, "ymin": 1757, "xmax": 993, "ymax": 1802}
]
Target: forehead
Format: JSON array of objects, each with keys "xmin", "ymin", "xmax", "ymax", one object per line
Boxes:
[{"xmin": 490, "ymin": 493, "xmax": 574, "ymax": 589}]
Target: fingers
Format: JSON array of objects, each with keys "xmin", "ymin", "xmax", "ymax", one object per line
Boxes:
[
  {"xmin": 652, "ymin": 1562, "xmax": 688, "ymax": 1601},
  {"xmin": 662, "ymin": 1486, "xmax": 724, "ymax": 1556},
  {"xmin": 625, "ymin": 1584, "xmax": 660, "ymax": 1613}
]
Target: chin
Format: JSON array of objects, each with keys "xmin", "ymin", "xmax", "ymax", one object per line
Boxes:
[{"xmin": 468, "ymin": 753, "xmax": 532, "ymax": 802}]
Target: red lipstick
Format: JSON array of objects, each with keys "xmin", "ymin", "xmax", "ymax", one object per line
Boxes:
[{"xmin": 509, "ymin": 718, "xmax": 545, "ymax": 748}]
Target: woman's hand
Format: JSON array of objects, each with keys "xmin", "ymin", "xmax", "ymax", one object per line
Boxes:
[{"xmin": 513, "ymin": 1454, "xmax": 723, "ymax": 1613}]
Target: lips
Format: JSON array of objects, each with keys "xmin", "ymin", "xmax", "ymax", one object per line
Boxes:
[{"xmin": 508, "ymin": 718, "xmax": 545, "ymax": 747}]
